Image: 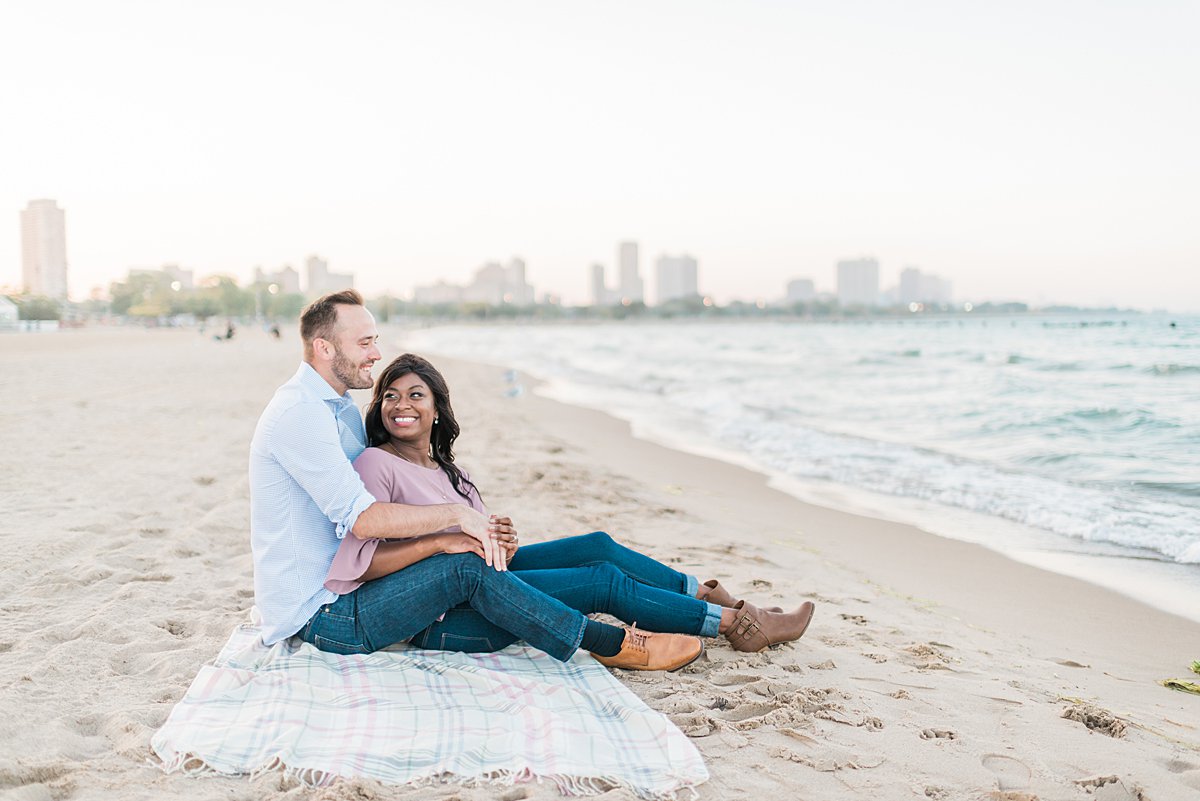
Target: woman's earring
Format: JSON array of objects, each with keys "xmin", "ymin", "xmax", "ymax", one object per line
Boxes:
[{"xmin": 434, "ymin": 417, "xmax": 439, "ymax": 424}]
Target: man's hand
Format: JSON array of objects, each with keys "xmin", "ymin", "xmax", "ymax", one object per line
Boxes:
[
  {"xmin": 455, "ymin": 506, "xmax": 505, "ymax": 570},
  {"xmin": 489, "ymin": 515, "xmax": 519, "ymax": 564}
]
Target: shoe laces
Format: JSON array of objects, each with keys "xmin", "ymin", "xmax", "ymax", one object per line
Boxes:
[{"xmin": 625, "ymin": 624, "xmax": 649, "ymax": 651}]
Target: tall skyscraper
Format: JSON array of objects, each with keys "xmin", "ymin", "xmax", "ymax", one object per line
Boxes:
[
  {"xmin": 20, "ymin": 199, "xmax": 68, "ymax": 299},
  {"xmin": 655, "ymin": 254, "xmax": 699, "ymax": 305},
  {"xmin": 590, "ymin": 263, "xmax": 609, "ymax": 306},
  {"xmin": 505, "ymin": 258, "xmax": 535, "ymax": 305},
  {"xmin": 617, "ymin": 241, "xmax": 643, "ymax": 303},
  {"xmin": 836, "ymin": 257, "xmax": 880, "ymax": 306}
]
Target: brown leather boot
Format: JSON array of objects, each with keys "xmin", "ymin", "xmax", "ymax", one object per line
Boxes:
[
  {"xmin": 723, "ymin": 600, "xmax": 815, "ymax": 653},
  {"xmin": 591, "ymin": 625, "xmax": 704, "ymax": 671},
  {"xmin": 697, "ymin": 579, "xmax": 782, "ymax": 613}
]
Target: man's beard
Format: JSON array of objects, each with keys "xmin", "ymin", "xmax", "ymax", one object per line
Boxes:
[{"xmin": 331, "ymin": 344, "xmax": 373, "ymax": 390}]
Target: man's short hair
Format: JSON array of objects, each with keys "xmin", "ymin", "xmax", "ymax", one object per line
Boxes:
[{"xmin": 300, "ymin": 289, "xmax": 365, "ymax": 358}]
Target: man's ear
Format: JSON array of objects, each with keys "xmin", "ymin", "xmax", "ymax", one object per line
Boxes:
[{"xmin": 312, "ymin": 337, "xmax": 332, "ymax": 361}]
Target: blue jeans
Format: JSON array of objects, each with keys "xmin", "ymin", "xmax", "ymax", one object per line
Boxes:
[{"xmin": 298, "ymin": 531, "xmax": 720, "ymax": 658}]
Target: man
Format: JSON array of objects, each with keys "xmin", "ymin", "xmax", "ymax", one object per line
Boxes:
[{"xmin": 248, "ymin": 289, "xmax": 702, "ymax": 670}]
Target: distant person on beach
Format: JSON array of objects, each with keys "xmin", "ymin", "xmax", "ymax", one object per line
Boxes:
[
  {"xmin": 249, "ymin": 290, "xmax": 814, "ymax": 672},
  {"xmin": 316, "ymin": 351, "xmax": 816, "ymax": 666},
  {"xmin": 213, "ymin": 320, "xmax": 235, "ymax": 341}
]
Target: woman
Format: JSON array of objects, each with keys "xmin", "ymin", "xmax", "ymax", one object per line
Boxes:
[{"xmin": 314, "ymin": 353, "xmax": 815, "ymax": 670}]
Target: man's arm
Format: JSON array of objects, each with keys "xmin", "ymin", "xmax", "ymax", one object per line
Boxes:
[
  {"xmin": 353, "ymin": 500, "xmax": 488, "ymax": 542},
  {"xmin": 353, "ymin": 499, "xmax": 501, "ymax": 569}
]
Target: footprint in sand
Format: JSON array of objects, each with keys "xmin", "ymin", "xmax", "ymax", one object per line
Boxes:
[
  {"xmin": 920, "ymin": 728, "xmax": 957, "ymax": 740},
  {"xmin": 157, "ymin": 619, "xmax": 194, "ymax": 638},
  {"xmin": 1075, "ymin": 776, "xmax": 1146, "ymax": 800},
  {"xmin": 982, "ymin": 754, "xmax": 1031, "ymax": 790},
  {"xmin": 1061, "ymin": 703, "xmax": 1127, "ymax": 738},
  {"xmin": 709, "ymin": 672, "xmax": 766, "ymax": 686}
]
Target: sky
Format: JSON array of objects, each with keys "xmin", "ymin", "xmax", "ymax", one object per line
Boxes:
[{"xmin": 1, "ymin": 0, "xmax": 1197, "ymax": 310}]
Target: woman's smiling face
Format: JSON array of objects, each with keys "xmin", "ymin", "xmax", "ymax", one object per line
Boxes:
[{"xmin": 380, "ymin": 372, "xmax": 437, "ymax": 443}]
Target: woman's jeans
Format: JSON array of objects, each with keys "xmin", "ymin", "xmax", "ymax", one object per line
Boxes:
[{"xmin": 297, "ymin": 531, "xmax": 720, "ymax": 658}]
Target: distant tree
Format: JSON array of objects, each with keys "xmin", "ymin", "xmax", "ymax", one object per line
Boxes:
[
  {"xmin": 267, "ymin": 292, "xmax": 306, "ymax": 320},
  {"xmin": 13, "ymin": 295, "xmax": 62, "ymax": 320},
  {"xmin": 110, "ymin": 272, "xmax": 169, "ymax": 317},
  {"xmin": 213, "ymin": 276, "xmax": 255, "ymax": 317}
]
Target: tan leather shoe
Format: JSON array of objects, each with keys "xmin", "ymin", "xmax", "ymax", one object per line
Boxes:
[
  {"xmin": 591, "ymin": 625, "xmax": 704, "ymax": 671},
  {"xmin": 697, "ymin": 579, "xmax": 782, "ymax": 613},
  {"xmin": 723, "ymin": 600, "xmax": 815, "ymax": 653}
]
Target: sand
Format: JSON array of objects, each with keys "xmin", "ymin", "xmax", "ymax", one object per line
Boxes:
[{"xmin": 2, "ymin": 325, "xmax": 1199, "ymax": 801}]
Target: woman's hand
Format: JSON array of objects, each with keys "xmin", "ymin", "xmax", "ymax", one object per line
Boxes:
[
  {"xmin": 436, "ymin": 532, "xmax": 486, "ymax": 559},
  {"xmin": 454, "ymin": 506, "xmax": 506, "ymax": 570},
  {"xmin": 489, "ymin": 515, "xmax": 519, "ymax": 564}
]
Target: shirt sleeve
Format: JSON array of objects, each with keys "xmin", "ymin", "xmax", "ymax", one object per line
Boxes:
[{"xmin": 271, "ymin": 401, "xmax": 377, "ymax": 539}]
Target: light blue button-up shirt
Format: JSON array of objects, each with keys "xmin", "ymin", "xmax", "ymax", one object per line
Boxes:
[{"xmin": 249, "ymin": 363, "xmax": 377, "ymax": 644}]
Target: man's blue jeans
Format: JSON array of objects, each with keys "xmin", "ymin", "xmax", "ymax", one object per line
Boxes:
[{"xmin": 297, "ymin": 531, "xmax": 720, "ymax": 659}]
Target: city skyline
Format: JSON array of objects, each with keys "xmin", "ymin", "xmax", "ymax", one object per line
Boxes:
[
  {"xmin": 2, "ymin": 2, "xmax": 1197, "ymax": 311},
  {"xmin": 2, "ymin": 209, "xmax": 1182, "ymax": 311}
]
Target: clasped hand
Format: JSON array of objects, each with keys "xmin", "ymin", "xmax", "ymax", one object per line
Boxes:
[{"xmin": 450, "ymin": 508, "xmax": 519, "ymax": 570}]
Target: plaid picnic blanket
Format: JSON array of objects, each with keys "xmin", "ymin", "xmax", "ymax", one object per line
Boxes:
[{"xmin": 152, "ymin": 612, "xmax": 708, "ymax": 799}]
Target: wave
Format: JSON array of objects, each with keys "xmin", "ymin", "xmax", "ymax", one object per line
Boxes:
[
  {"xmin": 1148, "ymin": 363, "xmax": 1200, "ymax": 376},
  {"xmin": 1128, "ymin": 481, "xmax": 1200, "ymax": 501}
]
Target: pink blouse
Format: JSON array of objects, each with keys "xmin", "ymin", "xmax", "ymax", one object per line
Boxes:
[{"xmin": 324, "ymin": 447, "xmax": 487, "ymax": 594}]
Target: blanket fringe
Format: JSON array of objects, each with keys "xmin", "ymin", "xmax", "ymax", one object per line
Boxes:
[{"xmin": 154, "ymin": 751, "xmax": 700, "ymax": 800}]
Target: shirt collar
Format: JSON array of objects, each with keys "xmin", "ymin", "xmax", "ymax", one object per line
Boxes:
[{"xmin": 295, "ymin": 362, "xmax": 352, "ymax": 404}]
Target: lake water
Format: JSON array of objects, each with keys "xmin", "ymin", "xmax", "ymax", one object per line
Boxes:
[{"xmin": 407, "ymin": 313, "xmax": 1200, "ymax": 620}]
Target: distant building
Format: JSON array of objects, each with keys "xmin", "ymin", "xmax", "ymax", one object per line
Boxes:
[
  {"xmin": 412, "ymin": 280, "xmax": 464, "ymax": 305},
  {"xmin": 655, "ymin": 254, "xmax": 699, "ymax": 305},
  {"xmin": 617, "ymin": 241, "xmax": 643, "ymax": 303},
  {"xmin": 836, "ymin": 257, "xmax": 880, "ymax": 306},
  {"xmin": 590, "ymin": 263, "xmax": 611, "ymax": 306},
  {"xmin": 255, "ymin": 264, "xmax": 301, "ymax": 295},
  {"xmin": 898, "ymin": 266, "xmax": 953, "ymax": 305},
  {"xmin": 306, "ymin": 255, "xmax": 353, "ymax": 295},
  {"xmin": 462, "ymin": 258, "xmax": 534, "ymax": 305},
  {"xmin": 419, "ymin": 257, "xmax": 535, "ymax": 306},
  {"xmin": 786, "ymin": 278, "xmax": 815, "ymax": 303},
  {"xmin": 21, "ymin": 199, "xmax": 68, "ymax": 299},
  {"xmin": 505, "ymin": 258, "xmax": 535, "ymax": 305}
]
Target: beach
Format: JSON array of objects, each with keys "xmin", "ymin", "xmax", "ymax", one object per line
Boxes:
[{"xmin": 2, "ymin": 325, "xmax": 1199, "ymax": 801}]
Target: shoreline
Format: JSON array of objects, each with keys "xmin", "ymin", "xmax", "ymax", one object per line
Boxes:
[{"xmin": 423, "ymin": 335, "xmax": 1200, "ymax": 628}]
